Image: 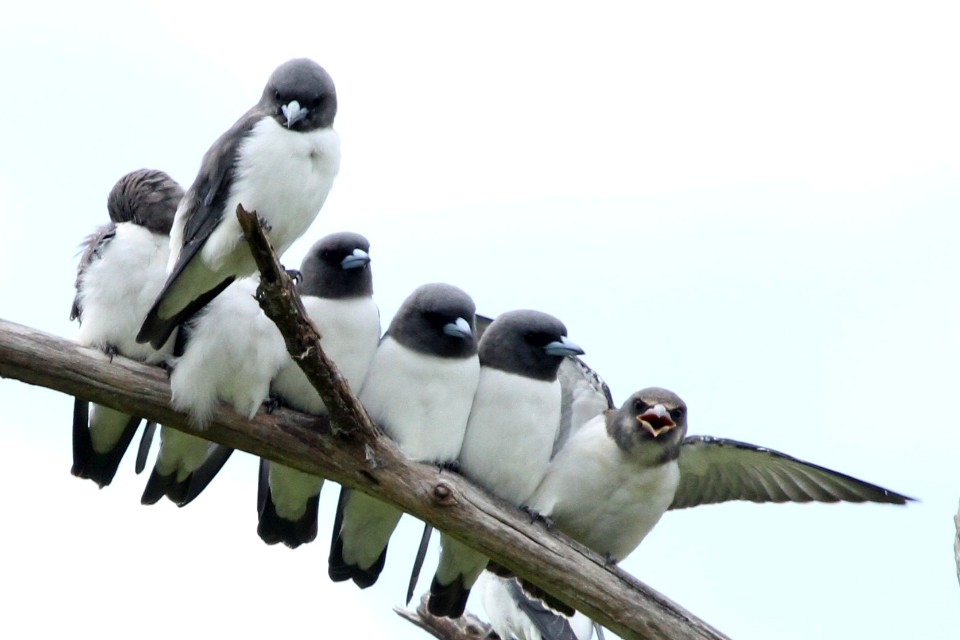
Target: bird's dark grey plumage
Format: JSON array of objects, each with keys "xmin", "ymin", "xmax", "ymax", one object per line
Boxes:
[
  {"xmin": 71, "ymin": 169, "xmax": 183, "ymax": 488},
  {"xmin": 137, "ymin": 58, "xmax": 341, "ymax": 349}
]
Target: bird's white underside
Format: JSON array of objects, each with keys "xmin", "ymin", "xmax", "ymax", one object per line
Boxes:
[{"xmin": 529, "ymin": 414, "xmax": 681, "ymax": 560}]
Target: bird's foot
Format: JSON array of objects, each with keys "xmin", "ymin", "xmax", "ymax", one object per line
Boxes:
[
  {"xmin": 258, "ymin": 216, "xmax": 273, "ymax": 233},
  {"xmin": 263, "ymin": 395, "xmax": 283, "ymax": 414},
  {"xmin": 602, "ymin": 552, "xmax": 618, "ymax": 566},
  {"xmin": 103, "ymin": 344, "xmax": 119, "ymax": 362},
  {"xmin": 520, "ymin": 505, "xmax": 555, "ymax": 529},
  {"xmin": 439, "ymin": 460, "xmax": 461, "ymax": 474}
]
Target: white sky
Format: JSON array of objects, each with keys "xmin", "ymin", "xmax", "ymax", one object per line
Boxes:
[{"xmin": 1, "ymin": 1, "xmax": 958, "ymax": 638}]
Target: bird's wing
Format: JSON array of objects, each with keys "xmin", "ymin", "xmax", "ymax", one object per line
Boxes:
[
  {"xmin": 507, "ymin": 578, "xmax": 582, "ymax": 640},
  {"xmin": 671, "ymin": 436, "xmax": 914, "ymax": 510},
  {"xmin": 71, "ymin": 223, "xmax": 117, "ymax": 321},
  {"xmin": 169, "ymin": 110, "xmax": 261, "ymax": 282},
  {"xmin": 554, "ymin": 356, "xmax": 614, "ymax": 458}
]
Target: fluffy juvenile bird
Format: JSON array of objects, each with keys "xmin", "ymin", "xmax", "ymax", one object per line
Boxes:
[
  {"xmin": 71, "ymin": 168, "xmax": 183, "ymax": 487},
  {"xmin": 427, "ymin": 310, "xmax": 584, "ymax": 618},
  {"xmin": 517, "ymin": 386, "xmax": 912, "ymax": 621},
  {"xmin": 328, "ymin": 283, "xmax": 480, "ymax": 588},
  {"xmin": 141, "ymin": 277, "xmax": 290, "ymax": 506},
  {"xmin": 137, "ymin": 58, "xmax": 341, "ymax": 349},
  {"xmin": 258, "ymin": 232, "xmax": 380, "ymax": 548}
]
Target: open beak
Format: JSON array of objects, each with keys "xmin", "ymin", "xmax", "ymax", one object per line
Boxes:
[
  {"xmin": 636, "ymin": 404, "xmax": 676, "ymax": 438},
  {"xmin": 281, "ymin": 100, "xmax": 308, "ymax": 128}
]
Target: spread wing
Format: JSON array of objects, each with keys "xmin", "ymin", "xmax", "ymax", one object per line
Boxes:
[{"xmin": 671, "ymin": 436, "xmax": 914, "ymax": 510}]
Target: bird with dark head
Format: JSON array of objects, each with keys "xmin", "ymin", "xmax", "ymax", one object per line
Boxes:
[
  {"xmin": 137, "ymin": 58, "xmax": 341, "ymax": 350},
  {"xmin": 427, "ymin": 309, "xmax": 584, "ymax": 619},
  {"xmin": 329, "ymin": 283, "xmax": 480, "ymax": 589},
  {"xmin": 259, "ymin": 231, "xmax": 380, "ymax": 549}
]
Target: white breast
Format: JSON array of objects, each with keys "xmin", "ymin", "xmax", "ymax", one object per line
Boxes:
[
  {"xmin": 199, "ymin": 119, "xmax": 341, "ymax": 275},
  {"xmin": 358, "ymin": 338, "xmax": 480, "ymax": 463},
  {"xmin": 271, "ymin": 295, "xmax": 380, "ymax": 414},
  {"xmin": 529, "ymin": 416, "xmax": 681, "ymax": 560},
  {"xmin": 458, "ymin": 369, "xmax": 561, "ymax": 505},
  {"xmin": 169, "ymin": 278, "xmax": 289, "ymax": 428},
  {"xmin": 76, "ymin": 223, "xmax": 173, "ymax": 361}
]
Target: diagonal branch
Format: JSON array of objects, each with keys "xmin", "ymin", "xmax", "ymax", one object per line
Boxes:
[{"xmin": 0, "ymin": 318, "xmax": 728, "ymax": 640}]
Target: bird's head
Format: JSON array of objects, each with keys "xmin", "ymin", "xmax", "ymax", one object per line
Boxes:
[
  {"xmin": 263, "ymin": 58, "xmax": 338, "ymax": 131},
  {"xmin": 608, "ymin": 387, "xmax": 687, "ymax": 463}
]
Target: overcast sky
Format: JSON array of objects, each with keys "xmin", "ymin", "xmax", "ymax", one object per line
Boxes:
[{"xmin": 1, "ymin": 1, "xmax": 958, "ymax": 638}]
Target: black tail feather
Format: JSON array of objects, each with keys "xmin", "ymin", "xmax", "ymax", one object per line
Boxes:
[
  {"xmin": 71, "ymin": 401, "xmax": 142, "ymax": 489},
  {"xmin": 256, "ymin": 463, "xmax": 321, "ymax": 549},
  {"xmin": 427, "ymin": 574, "xmax": 470, "ymax": 619},
  {"xmin": 328, "ymin": 488, "xmax": 387, "ymax": 588},
  {"xmin": 137, "ymin": 276, "xmax": 235, "ymax": 351},
  {"xmin": 140, "ymin": 445, "xmax": 232, "ymax": 507},
  {"xmin": 407, "ymin": 523, "xmax": 433, "ymax": 604},
  {"xmin": 179, "ymin": 445, "xmax": 233, "ymax": 506},
  {"xmin": 135, "ymin": 421, "xmax": 157, "ymax": 474}
]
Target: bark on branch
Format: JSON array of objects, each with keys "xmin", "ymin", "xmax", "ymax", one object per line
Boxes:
[{"xmin": 0, "ymin": 209, "xmax": 731, "ymax": 640}]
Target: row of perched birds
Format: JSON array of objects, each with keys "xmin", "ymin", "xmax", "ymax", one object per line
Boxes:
[{"xmin": 69, "ymin": 58, "xmax": 912, "ymax": 640}]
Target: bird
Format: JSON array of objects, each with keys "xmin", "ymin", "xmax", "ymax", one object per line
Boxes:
[
  {"xmin": 427, "ymin": 310, "xmax": 584, "ymax": 618},
  {"xmin": 478, "ymin": 573, "xmax": 598, "ymax": 640},
  {"xmin": 137, "ymin": 58, "xmax": 341, "ymax": 350},
  {"xmin": 258, "ymin": 232, "xmax": 380, "ymax": 548},
  {"xmin": 328, "ymin": 283, "xmax": 480, "ymax": 588},
  {"xmin": 141, "ymin": 277, "xmax": 290, "ymax": 506},
  {"xmin": 71, "ymin": 168, "xmax": 183, "ymax": 487},
  {"xmin": 518, "ymin": 386, "xmax": 913, "ymax": 619}
]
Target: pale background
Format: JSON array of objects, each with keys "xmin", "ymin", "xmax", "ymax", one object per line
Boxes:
[{"xmin": 0, "ymin": 1, "xmax": 957, "ymax": 638}]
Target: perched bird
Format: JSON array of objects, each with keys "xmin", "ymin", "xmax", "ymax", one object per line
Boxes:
[
  {"xmin": 520, "ymin": 386, "xmax": 913, "ymax": 619},
  {"xmin": 258, "ymin": 232, "xmax": 380, "ymax": 548},
  {"xmin": 141, "ymin": 277, "xmax": 290, "ymax": 506},
  {"xmin": 329, "ymin": 283, "xmax": 480, "ymax": 588},
  {"xmin": 137, "ymin": 58, "xmax": 341, "ymax": 349},
  {"xmin": 427, "ymin": 310, "xmax": 584, "ymax": 618},
  {"xmin": 71, "ymin": 169, "xmax": 183, "ymax": 487},
  {"xmin": 479, "ymin": 573, "xmax": 597, "ymax": 640}
]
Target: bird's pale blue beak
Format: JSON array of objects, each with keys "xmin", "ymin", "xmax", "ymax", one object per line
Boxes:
[
  {"xmin": 281, "ymin": 100, "xmax": 308, "ymax": 128},
  {"xmin": 544, "ymin": 335, "xmax": 584, "ymax": 357},
  {"xmin": 341, "ymin": 248, "xmax": 370, "ymax": 270},
  {"xmin": 443, "ymin": 316, "xmax": 473, "ymax": 339}
]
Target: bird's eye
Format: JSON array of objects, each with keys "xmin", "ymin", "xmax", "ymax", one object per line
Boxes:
[
  {"xmin": 669, "ymin": 407, "xmax": 684, "ymax": 421},
  {"xmin": 633, "ymin": 398, "xmax": 648, "ymax": 412},
  {"xmin": 274, "ymin": 89, "xmax": 282, "ymax": 101},
  {"xmin": 312, "ymin": 96, "xmax": 324, "ymax": 108},
  {"xmin": 524, "ymin": 331, "xmax": 551, "ymax": 348}
]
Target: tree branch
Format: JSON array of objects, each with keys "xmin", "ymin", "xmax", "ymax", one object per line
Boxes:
[
  {"xmin": 394, "ymin": 595, "xmax": 494, "ymax": 640},
  {"xmin": 0, "ymin": 319, "xmax": 728, "ymax": 640},
  {"xmin": 0, "ymin": 205, "xmax": 732, "ymax": 640}
]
